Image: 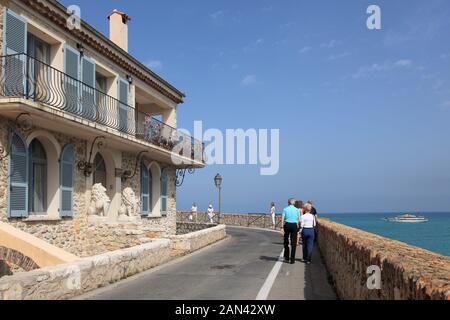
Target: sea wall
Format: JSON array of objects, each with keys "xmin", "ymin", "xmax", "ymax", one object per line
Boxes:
[
  {"xmin": 177, "ymin": 211, "xmax": 281, "ymax": 229},
  {"xmin": 317, "ymin": 219, "xmax": 450, "ymax": 300}
]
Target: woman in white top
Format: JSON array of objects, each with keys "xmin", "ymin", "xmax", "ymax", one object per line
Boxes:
[
  {"xmin": 300, "ymin": 203, "xmax": 317, "ymax": 264},
  {"xmin": 207, "ymin": 204, "xmax": 214, "ymax": 223},
  {"xmin": 270, "ymin": 202, "xmax": 276, "ymax": 229},
  {"xmin": 190, "ymin": 203, "xmax": 198, "ymax": 222}
]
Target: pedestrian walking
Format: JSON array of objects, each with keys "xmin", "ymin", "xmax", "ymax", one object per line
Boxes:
[
  {"xmin": 207, "ymin": 204, "xmax": 214, "ymax": 223},
  {"xmin": 295, "ymin": 200, "xmax": 304, "ymax": 245},
  {"xmin": 282, "ymin": 198, "xmax": 301, "ymax": 264},
  {"xmin": 270, "ymin": 202, "xmax": 276, "ymax": 229},
  {"xmin": 190, "ymin": 202, "xmax": 198, "ymax": 222},
  {"xmin": 300, "ymin": 203, "xmax": 317, "ymax": 264}
]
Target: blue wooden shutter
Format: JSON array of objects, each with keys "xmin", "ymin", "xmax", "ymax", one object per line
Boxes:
[
  {"xmin": 141, "ymin": 163, "xmax": 149, "ymax": 215},
  {"xmin": 161, "ymin": 169, "xmax": 168, "ymax": 216},
  {"xmin": 9, "ymin": 133, "xmax": 28, "ymax": 217},
  {"xmin": 118, "ymin": 79, "xmax": 129, "ymax": 133},
  {"xmin": 3, "ymin": 9, "xmax": 27, "ymax": 97},
  {"xmin": 64, "ymin": 45, "xmax": 80, "ymax": 113},
  {"xmin": 81, "ymin": 57, "xmax": 96, "ymax": 120},
  {"xmin": 60, "ymin": 144, "xmax": 75, "ymax": 217}
]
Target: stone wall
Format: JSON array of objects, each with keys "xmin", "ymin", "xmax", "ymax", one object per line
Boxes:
[
  {"xmin": 176, "ymin": 221, "xmax": 216, "ymax": 235},
  {"xmin": 170, "ymin": 225, "xmax": 227, "ymax": 254},
  {"xmin": 0, "ymin": 118, "xmax": 178, "ymax": 259},
  {"xmin": 316, "ymin": 219, "xmax": 450, "ymax": 300},
  {"xmin": 0, "ymin": 239, "xmax": 171, "ymax": 300},
  {"xmin": 177, "ymin": 212, "xmax": 281, "ymax": 230}
]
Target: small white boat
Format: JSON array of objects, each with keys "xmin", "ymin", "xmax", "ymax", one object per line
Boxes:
[{"xmin": 383, "ymin": 214, "xmax": 429, "ymax": 223}]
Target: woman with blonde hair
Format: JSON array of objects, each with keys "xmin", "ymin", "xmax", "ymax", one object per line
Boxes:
[{"xmin": 300, "ymin": 202, "xmax": 317, "ymax": 264}]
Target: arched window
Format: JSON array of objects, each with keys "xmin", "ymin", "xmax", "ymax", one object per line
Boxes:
[
  {"xmin": 93, "ymin": 153, "xmax": 106, "ymax": 187},
  {"xmin": 9, "ymin": 133, "xmax": 28, "ymax": 217},
  {"xmin": 161, "ymin": 169, "xmax": 168, "ymax": 216},
  {"xmin": 29, "ymin": 139, "xmax": 47, "ymax": 214},
  {"xmin": 60, "ymin": 144, "xmax": 75, "ymax": 217}
]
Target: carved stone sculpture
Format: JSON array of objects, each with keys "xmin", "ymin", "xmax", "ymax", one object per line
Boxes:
[
  {"xmin": 88, "ymin": 183, "xmax": 111, "ymax": 217},
  {"xmin": 119, "ymin": 187, "xmax": 139, "ymax": 218}
]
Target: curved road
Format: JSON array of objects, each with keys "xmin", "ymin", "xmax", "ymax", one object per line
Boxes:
[{"xmin": 76, "ymin": 227, "xmax": 336, "ymax": 300}]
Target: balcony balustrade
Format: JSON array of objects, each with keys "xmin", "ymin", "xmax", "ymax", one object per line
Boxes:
[{"xmin": 0, "ymin": 53, "xmax": 204, "ymax": 163}]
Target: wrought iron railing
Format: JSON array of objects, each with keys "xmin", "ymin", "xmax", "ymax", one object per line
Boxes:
[{"xmin": 0, "ymin": 53, "xmax": 204, "ymax": 162}]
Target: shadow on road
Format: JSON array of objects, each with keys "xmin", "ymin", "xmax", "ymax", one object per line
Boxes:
[{"xmin": 259, "ymin": 255, "xmax": 280, "ymax": 262}]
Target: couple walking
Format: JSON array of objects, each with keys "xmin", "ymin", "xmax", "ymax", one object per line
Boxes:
[{"xmin": 281, "ymin": 198, "xmax": 316, "ymax": 265}]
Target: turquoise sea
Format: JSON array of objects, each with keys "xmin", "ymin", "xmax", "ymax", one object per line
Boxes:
[{"xmin": 321, "ymin": 212, "xmax": 450, "ymax": 257}]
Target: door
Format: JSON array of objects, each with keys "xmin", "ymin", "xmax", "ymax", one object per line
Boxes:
[{"xmin": 27, "ymin": 34, "xmax": 51, "ymax": 101}]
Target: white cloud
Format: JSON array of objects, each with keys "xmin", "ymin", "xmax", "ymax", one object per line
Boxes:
[
  {"xmin": 320, "ymin": 40, "xmax": 341, "ymax": 48},
  {"xmin": 352, "ymin": 59, "xmax": 413, "ymax": 79},
  {"xmin": 243, "ymin": 38, "xmax": 264, "ymax": 52},
  {"xmin": 210, "ymin": 10, "xmax": 225, "ymax": 19},
  {"xmin": 241, "ymin": 75, "xmax": 257, "ymax": 87},
  {"xmin": 327, "ymin": 52, "xmax": 350, "ymax": 61},
  {"xmin": 298, "ymin": 46, "xmax": 312, "ymax": 54},
  {"xmin": 147, "ymin": 60, "xmax": 163, "ymax": 70},
  {"xmin": 394, "ymin": 59, "xmax": 412, "ymax": 67}
]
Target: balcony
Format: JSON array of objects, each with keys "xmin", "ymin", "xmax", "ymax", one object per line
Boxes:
[{"xmin": 0, "ymin": 53, "xmax": 204, "ymax": 164}]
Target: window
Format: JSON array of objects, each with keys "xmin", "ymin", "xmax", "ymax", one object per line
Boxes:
[
  {"xmin": 118, "ymin": 78, "xmax": 129, "ymax": 133},
  {"xmin": 93, "ymin": 153, "xmax": 106, "ymax": 188},
  {"xmin": 60, "ymin": 144, "xmax": 75, "ymax": 217},
  {"xmin": 141, "ymin": 163, "xmax": 149, "ymax": 216},
  {"xmin": 29, "ymin": 139, "xmax": 47, "ymax": 214},
  {"xmin": 161, "ymin": 169, "xmax": 168, "ymax": 216},
  {"xmin": 3, "ymin": 9, "xmax": 27, "ymax": 97},
  {"xmin": 9, "ymin": 133, "xmax": 29, "ymax": 217}
]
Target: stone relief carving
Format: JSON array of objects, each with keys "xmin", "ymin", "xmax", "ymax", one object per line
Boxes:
[
  {"xmin": 88, "ymin": 183, "xmax": 111, "ymax": 217},
  {"xmin": 119, "ymin": 187, "xmax": 139, "ymax": 218}
]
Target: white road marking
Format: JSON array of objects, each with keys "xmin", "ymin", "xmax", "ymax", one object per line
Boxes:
[{"xmin": 256, "ymin": 250, "xmax": 285, "ymax": 300}]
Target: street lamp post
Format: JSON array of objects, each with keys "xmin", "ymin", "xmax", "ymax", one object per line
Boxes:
[{"xmin": 214, "ymin": 173, "xmax": 222, "ymax": 224}]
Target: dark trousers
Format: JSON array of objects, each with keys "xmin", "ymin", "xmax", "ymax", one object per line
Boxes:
[
  {"xmin": 283, "ymin": 223, "xmax": 298, "ymax": 261},
  {"xmin": 302, "ymin": 228, "xmax": 315, "ymax": 262}
]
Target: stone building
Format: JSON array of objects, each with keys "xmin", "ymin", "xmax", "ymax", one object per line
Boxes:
[{"xmin": 0, "ymin": 0, "xmax": 204, "ymax": 259}]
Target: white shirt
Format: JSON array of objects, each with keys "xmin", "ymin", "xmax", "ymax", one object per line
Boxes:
[
  {"xmin": 191, "ymin": 206, "xmax": 197, "ymax": 213},
  {"xmin": 207, "ymin": 208, "xmax": 214, "ymax": 216},
  {"xmin": 300, "ymin": 213, "xmax": 316, "ymax": 229}
]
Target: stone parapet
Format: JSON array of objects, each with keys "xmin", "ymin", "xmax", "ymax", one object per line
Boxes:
[
  {"xmin": 170, "ymin": 225, "xmax": 227, "ymax": 253},
  {"xmin": 316, "ymin": 219, "xmax": 450, "ymax": 300},
  {"xmin": 0, "ymin": 239, "xmax": 171, "ymax": 300}
]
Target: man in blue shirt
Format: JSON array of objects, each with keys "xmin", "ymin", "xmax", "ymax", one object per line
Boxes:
[{"xmin": 282, "ymin": 198, "xmax": 301, "ymax": 264}]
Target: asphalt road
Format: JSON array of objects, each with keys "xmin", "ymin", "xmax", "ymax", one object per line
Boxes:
[{"xmin": 76, "ymin": 227, "xmax": 336, "ymax": 300}]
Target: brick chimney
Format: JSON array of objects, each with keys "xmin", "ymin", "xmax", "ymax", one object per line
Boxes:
[{"xmin": 107, "ymin": 9, "xmax": 131, "ymax": 52}]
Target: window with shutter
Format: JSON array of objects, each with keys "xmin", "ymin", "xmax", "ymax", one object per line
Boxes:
[
  {"xmin": 3, "ymin": 9, "xmax": 27, "ymax": 97},
  {"xmin": 141, "ymin": 163, "xmax": 149, "ymax": 215},
  {"xmin": 60, "ymin": 144, "xmax": 75, "ymax": 217},
  {"xmin": 64, "ymin": 45, "xmax": 80, "ymax": 114},
  {"xmin": 8, "ymin": 133, "xmax": 28, "ymax": 218},
  {"xmin": 161, "ymin": 169, "xmax": 168, "ymax": 216},
  {"xmin": 81, "ymin": 57, "xmax": 96, "ymax": 120},
  {"xmin": 118, "ymin": 78, "xmax": 129, "ymax": 133}
]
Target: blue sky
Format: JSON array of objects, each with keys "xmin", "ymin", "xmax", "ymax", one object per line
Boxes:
[{"xmin": 61, "ymin": 0, "xmax": 450, "ymax": 213}]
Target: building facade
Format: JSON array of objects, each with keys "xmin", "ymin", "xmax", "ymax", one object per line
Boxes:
[{"xmin": 0, "ymin": 0, "xmax": 204, "ymax": 258}]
